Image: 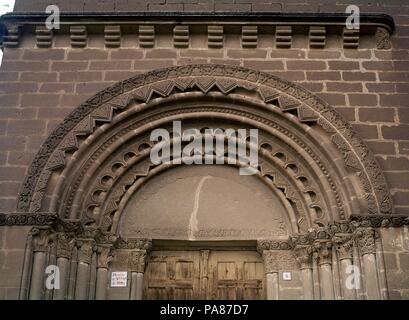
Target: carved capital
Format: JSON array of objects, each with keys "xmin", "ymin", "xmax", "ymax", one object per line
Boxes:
[
  {"xmin": 128, "ymin": 249, "xmax": 148, "ymax": 273},
  {"xmin": 56, "ymin": 232, "xmax": 75, "ymax": 259},
  {"xmin": 31, "ymin": 227, "xmax": 53, "ymax": 252},
  {"xmin": 261, "ymin": 250, "xmax": 279, "ymax": 274},
  {"xmin": 332, "ymin": 233, "xmax": 354, "ymax": 260},
  {"xmin": 355, "ymin": 227, "xmax": 376, "ymax": 256},
  {"xmin": 96, "ymin": 246, "xmax": 114, "ymax": 269},
  {"xmin": 76, "ymin": 239, "xmax": 95, "ymax": 264},
  {"xmin": 313, "ymin": 240, "xmax": 333, "ymax": 265},
  {"xmin": 294, "ymin": 245, "xmax": 313, "ymax": 269}
]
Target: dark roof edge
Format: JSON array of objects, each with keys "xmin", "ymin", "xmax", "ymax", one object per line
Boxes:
[{"xmin": 0, "ymin": 11, "xmax": 395, "ymax": 33}]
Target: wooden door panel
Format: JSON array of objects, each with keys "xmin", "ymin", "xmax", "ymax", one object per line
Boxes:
[
  {"xmin": 144, "ymin": 251, "xmax": 200, "ymax": 300},
  {"xmin": 144, "ymin": 249, "xmax": 265, "ymax": 300}
]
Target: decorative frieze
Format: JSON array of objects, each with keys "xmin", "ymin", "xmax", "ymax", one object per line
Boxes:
[
  {"xmin": 275, "ymin": 26, "xmax": 292, "ymax": 48},
  {"xmin": 350, "ymin": 214, "xmax": 409, "ymax": 228},
  {"xmin": 309, "ymin": 26, "xmax": 326, "ymax": 49},
  {"xmin": 35, "ymin": 25, "xmax": 53, "ymax": 48},
  {"xmin": 0, "ymin": 13, "xmax": 393, "ymax": 50},
  {"xmin": 242, "ymin": 26, "xmax": 258, "ymax": 48},
  {"xmin": 70, "ymin": 25, "xmax": 87, "ymax": 48},
  {"xmin": 173, "ymin": 25, "xmax": 189, "ymax": 48},
  {"xmin": 139, "ymin": 25, "xmax": 155, "ymax": 48},
  {"xmin": 0, "ymin": 213, "xmax": 57, "ymax": 226},
  {"xmin": 343, "ymin": 27, "xmax": 360, "ymax": 49},
  {"xmin": 104, "ymin": 25, "xmax": 121, "ymax": 48},
  {"xmin": 208, "ymin": 25, "xmax": 223, "ymax": 48}
]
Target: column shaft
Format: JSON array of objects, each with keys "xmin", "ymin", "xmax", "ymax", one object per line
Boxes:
[
  {"xmin": 95, "ymin": 268, "xmax": 108, "ymax": 300},
  {"xmin": 265, "ymin": 272, "xmax": 279, "ymax": 300},
  {"xmin": 53, "ymin": 257, "xmax": 70, "ymax": 300},
  {"xmin": 75, "ymin": 262, "xmax": 90, "ymax": 300},
  {"xmin": 29, "ymin": 252, "xmax": 47, "ymax": 300}
]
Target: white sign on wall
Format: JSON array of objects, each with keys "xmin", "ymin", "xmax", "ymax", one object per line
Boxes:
[
  {"xmin": 282, "ymin": 272, "xmax": 292, "ymax": 281},
  {"xmin": 110, "ymin": 271, "xmax": 128, "ymax": 288}
]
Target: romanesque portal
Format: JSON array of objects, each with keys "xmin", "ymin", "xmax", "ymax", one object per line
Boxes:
[{"xmin": 12, "ymin": 65, "xmax": 394, "ymax": 300}]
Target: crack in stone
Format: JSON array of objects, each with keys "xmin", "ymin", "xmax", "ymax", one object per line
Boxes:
[{"xmin": 188, "ymin": 176, "xmax": 212, "ymax": 241}]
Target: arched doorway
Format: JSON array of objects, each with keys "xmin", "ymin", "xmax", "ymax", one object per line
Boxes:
[{"xmin": 18, "ymin": 65, "xmax": 392, "ymax": 300}]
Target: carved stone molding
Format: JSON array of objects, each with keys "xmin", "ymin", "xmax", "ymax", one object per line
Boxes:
[
  {"xmin": 257, "ymin": 239, "xmax": 292, "ymax": 252},
  {"xmin": 15, "ymin": 65, "xmax": 392, "ymax": 225},
  {"xmin": 0, "ymin": 213, "xmax": 57, "ymax": 226},
  {"xmin": 350, "ymin": 214, "xmax": 409, "ymax": 228},
  {"xmin": 0, "ymin": 12, "xmax": 394, "ymax": 50},
  {"xmin": 114, "ymin": 238, "xmax": 152, "ymax": 251}
]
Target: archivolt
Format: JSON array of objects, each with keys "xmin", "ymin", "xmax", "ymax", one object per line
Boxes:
[{"xmin": 17, "ymin": 65, "xmax": 393, "ymax": 228}]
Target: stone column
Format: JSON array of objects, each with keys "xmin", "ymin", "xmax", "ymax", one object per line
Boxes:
[
  {"xmin": 294, "ymin": 245, "xmax": 314, "ymax": 300},
  {"xmin": 29, "ymin": 228, "xmax": 51, "ymax": 300},
  {"xmin": 95, "ymin": 246, "xmax": 114, "ymax": 300},
  {"xmin": 333, "ymin": 234, "xmax": 356, "ymax": 300},
  {"xmin": 53, "ymin": 233, "xmax": 74, "ymax": 300},
  {"xmin": 128, "ymin": 239, "xmax": 152, "ymax": 300},
  {"xmin": 355, "ymin": 227, "xmax": 380, "ymax": 300},
  {"xmin": 313, "ymin": 239, "xmax": 335, "ymax": 300},
  {"xmin": 74, "ymin": 239, "xmax": 94, "ymax": 300}
]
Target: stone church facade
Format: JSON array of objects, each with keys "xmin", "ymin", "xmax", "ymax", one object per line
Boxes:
[{"xmin": 0, "ymin": 0, "xmax": 408, "ymax": 300}]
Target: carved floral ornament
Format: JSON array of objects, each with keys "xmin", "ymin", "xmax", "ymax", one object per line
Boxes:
[{"xmin": 12, "ymin": 65, "xmax": 394, "ymax": 236}]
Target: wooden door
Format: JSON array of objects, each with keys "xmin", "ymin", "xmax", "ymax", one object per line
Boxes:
[
  {"xmin": 144, "ymin": 250, "xmax": 201, "ymax": 300},
  {"xmin": 209, "ymin": 251, "xmax": 265, "ymax": 300},
  {"xmin": 144, "ymin": 249, "xmax": 265, "ymax": 300}
]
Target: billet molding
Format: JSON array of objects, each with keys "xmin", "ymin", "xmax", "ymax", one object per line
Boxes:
[
  {"xmin": 0, "ymin": 12, "xmax": 394, "ymax": 50},
  {"xmin": 173, "ymin": 25, "xmax": 189, "ymax": 48},
  {"xmin": 276, "ymin": 26, "xmax": 292, "ymax": 48},
  {"xmin": 70, "ymin": 25, "xmax": 87, "ymax": 48},
  {"xmin": 35, "ymin": 25, "xmax": 53, "ymax": 48},
  {"xmin": 208, "ymin": 25, "xmax": 223, "ymax": 48},
  {"xmin": 104, "ymin": 25, "xmax": 121, "ymax": 48},
  {"xmin": 138, "ymin": 25, "xmax": 155, "ymax": 48},
  {"xmin": 242, "ymin": 26, "xmax": 258, "ymax": 48},
  {"xmin": 309, "ymin": 26, "xmax": 326, "ymax": 49}
]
